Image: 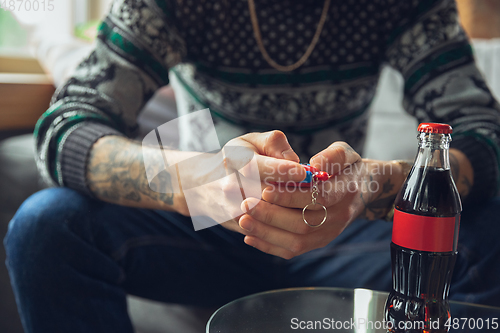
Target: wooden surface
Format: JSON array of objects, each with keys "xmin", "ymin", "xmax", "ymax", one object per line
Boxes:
[
  {"xmin": 0, "ymin": 54, "xmax": 55, "ymax": 130},
  {"xmin": 0, "ymin": 72, "xmax": 55, "ymax": 130},
  {"xmin": 0, "ymin": 55, "xmax": 45, "ymax": 74}
]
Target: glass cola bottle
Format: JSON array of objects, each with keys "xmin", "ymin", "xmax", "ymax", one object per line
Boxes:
[{"xmin": 384, "ymin": 123, "xmax": 462, "ymax": 333}]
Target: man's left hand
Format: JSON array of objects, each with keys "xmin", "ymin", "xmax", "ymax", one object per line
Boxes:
[{"xmin": 238, "ymin": 142, "xmax": 405, "ymax": 259}]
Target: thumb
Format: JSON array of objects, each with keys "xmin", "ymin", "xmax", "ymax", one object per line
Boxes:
[{"xmin": 241, "ymin": 130, "xmax": 300, "ymax": 162}]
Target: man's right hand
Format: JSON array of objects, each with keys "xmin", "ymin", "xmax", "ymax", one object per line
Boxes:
[
  {"xmin": 185, "ymin": 131, "xmax": 306, "ymax": 233},
  {"xmin": 86, "ymin": 131, "xmax": 305, "ymax": 233}
]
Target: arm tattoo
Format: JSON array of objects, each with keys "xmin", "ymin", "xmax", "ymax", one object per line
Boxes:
[
  {"xmin": 87, "ymin": 136, "xmax": 174, "ymax": 207},
  {"xmin": 358, "ymin": 177, "xmax": 397, "ymax": 220}
]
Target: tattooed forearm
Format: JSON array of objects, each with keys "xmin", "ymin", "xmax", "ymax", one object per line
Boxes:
[
  {"xmin": 357, "ymin": 148, "xmax": 474, "ymax": 221},
  {"xmin": 358, "ymin": 177, "xmax": 398, "ymax": 220},
  {"xmin": 87, "ymin": 135, "xmax": 176, "ymax": 210},
  {"xmin": 360, "ymin": 194, "xmax": 398, "ymax": 220}
]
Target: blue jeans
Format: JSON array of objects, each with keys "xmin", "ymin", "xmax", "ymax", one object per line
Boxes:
[{"xmin": 4, "ymin": 187, "xmax": 500, "ymax": 332}]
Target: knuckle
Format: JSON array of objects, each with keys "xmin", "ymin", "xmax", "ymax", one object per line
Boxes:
[
  {"xmin": 337, "ymin": 141, "xmax": 349, "ymax": 150},
  {"xmin": 296, "ymin": 222, "xmax": 311, "ymax": 235},
  {"xmin": 345, "ymin": 187, "xmax": 358, "ymax": 199},
  {"xmin": 273, "ymin": 190, "xmax": 289, "ymax": 207},
  {"xmin": 322, "ymin": 192, "xmax": 336, "ymax": 207},
  {"xmin": 341, "ymin": 142, "xmax": 361, "ymax": 160},
  {"xmin": 347, "ymin": 206, "xmax": 356, "ymax": 221},
  {"xmin": 261, "ymin": 244, "xmax": 271, "ymax": 254},
  {"xmin": 270, "ymin": 130, "xmax": 286, "ymax": 141},
  {"xmin": 259, "ymin": 245, "xmax": 273, "ymax": 256},
  {"xmin": 327, "ymin": 147, "xmax": 346, "ymax": 170},
  {"xmin": 339, "ymin": 141, "xmax": 352, "ymax": 150},
  {"xmin": 336, "ymin": 210, "xmax": 350, "ymax": 224},
  {"xmin": 334, "ymin": 191, "xmax": 346, "ymax": 205},
  {"xmin": 343, "ymin": 179, "xmax": 359, "ymax": 193},
  {"xmin": 339, "ymin": 208, "xmax": 354, "ymax": 223},
  {"xmin": 316, "ymin": 190, "xmax": 332, "ymax": 207},
  {"xmin": 290, "ymin": 239, "xmax": 306, "ymax": 253},
  {"xmin": 258, "ymin": 225, "xmax": 270, "ymax": 240},
  {"xmin": 283, "ymin": 192, "xmax": 296, "ymax": 208},
  {"xmin": 341, "ymin": 141, "xmax": 355, "ymax": 151},
  {"xmin": 263, "ymin": 206, "xmax": 273, "ymax": 223},
  {"xmin": 266, "ymin": 130, "xmax": 287, "ymax": 148}
]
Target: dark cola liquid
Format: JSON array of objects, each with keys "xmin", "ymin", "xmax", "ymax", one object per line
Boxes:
[
  {"xmin": 396, "ymin": 168, "xmax": 461, "ymax": 219},
  {"xmin": 385, "ymin": 168, "xmax": 460, "ymax": 333}
]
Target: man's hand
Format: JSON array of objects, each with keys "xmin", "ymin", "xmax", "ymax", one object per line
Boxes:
[
  {"xmin": 174, "ymin": 130, "xmax": 307, "ymax": 232},
  {"xmin": 238, "ymin": 142, "xmax": 406, "ymax": 259},
  {"xmin": 87, "ymin": 131, "xmax": 307, "ymax": 233}
]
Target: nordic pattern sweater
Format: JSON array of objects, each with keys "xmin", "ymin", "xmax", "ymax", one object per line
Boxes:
[{"xmin": 35, "ymin": 0, "xmax": 500, "ymax": 203}]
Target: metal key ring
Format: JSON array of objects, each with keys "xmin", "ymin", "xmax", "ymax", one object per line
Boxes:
[{"xmin": 302, "ymin": 203, "xmax": 328, "ymax": 228}]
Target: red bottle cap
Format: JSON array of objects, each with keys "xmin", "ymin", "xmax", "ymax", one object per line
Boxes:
[{"xmin": 417, "ymin": 123, "xmax": 453, "ymax": 134}]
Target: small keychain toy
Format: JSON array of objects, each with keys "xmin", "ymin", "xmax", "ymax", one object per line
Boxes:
[
  {"xmin": 300, "ymin": 164, "xmax": 330, "ymax": 185},
  {"xmin": 301, "ymin": 164, "xmax": 329, "ymax": 227},
  {"xmin": 275, "ymin": 164, "xmax": 330, "ymax": 228}
]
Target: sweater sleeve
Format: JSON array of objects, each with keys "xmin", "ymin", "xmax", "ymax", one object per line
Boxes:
[
  {"xmin": 34, "ymin": 0, "xmax": 186, "ymax": 195},
  {"xmin": 384, "ymin": 0, "xmax": 500, "ymax": 204}
]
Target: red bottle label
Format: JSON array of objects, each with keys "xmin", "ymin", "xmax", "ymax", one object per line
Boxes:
[{"xmin": 392, "ymin": 209, "xmax": 460, "ymax": 252}]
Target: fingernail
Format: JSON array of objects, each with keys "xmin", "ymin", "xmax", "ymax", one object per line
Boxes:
[
  {"xmin": 239, "ymin": 218, "xmax": 253, "ymax": 232},
  {"xmin": 312, "ymin": 154, "xmax": 326, "ymax": 169},
  {"xmin": 282, "ymin": 148, "xmax": 298, "ymax": 161},
  {"xmin": 244, "ymin": 236, "xmax": 256, "ymax": 247},
  {"xmin": 240, "ymin": 200, "xmax": 249, "ymax": 214},
  {"xmin": 241, "ymin": 199, "xmax": 257, "ymax": 216}
]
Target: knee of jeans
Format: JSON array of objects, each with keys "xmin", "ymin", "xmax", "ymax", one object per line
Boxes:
[
  {"xmin": 461, "ymin": 196, "xmax": 500, "ymax": 238},
  {"xmin": 463, "ymin": 196, "xmax": 500, "ymax": 224},
  {"xmin": 4, "ymin": 187, "xmax": 91, "ymax": 273},
  {"xmin": 455, "ymin": 197, "xmax": 500, "ymax": 282}
]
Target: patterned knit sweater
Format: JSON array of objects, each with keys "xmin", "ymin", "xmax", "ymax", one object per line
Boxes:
[{"xmin": 35, "ymin": 0, "xmax": 500, "ymax": 204}]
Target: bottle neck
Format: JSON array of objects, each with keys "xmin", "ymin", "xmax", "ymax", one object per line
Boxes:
[{"xmin": 413, "ymin": 132, "xmax": 451, "ymax": 170}]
